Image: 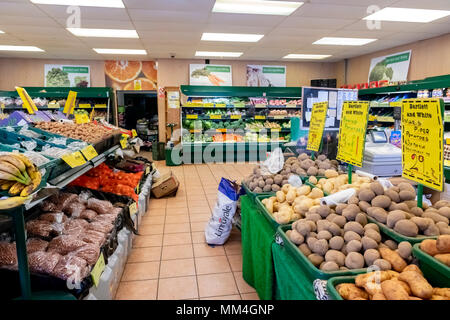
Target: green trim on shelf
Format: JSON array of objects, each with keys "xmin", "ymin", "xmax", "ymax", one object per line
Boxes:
[
  {"xmin": 180, "ymin": 85, "xmax": 302, "ymax": 98},
  {"xmin": 0, "ymin": 87, "xmax": 112, "ymax": 99}
]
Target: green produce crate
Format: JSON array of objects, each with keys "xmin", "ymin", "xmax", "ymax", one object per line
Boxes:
[
  {"xmin": 326, "ymin": 276, "xmax": 356, "ymax": 300},
  {"xmin": 412, "ymin": 243, "xmax": 450, "ymax": 287},
  {"xmin": 366, "ymin": 216, "xmax": 437, "ymax": 244},
  {"xmin": 255, "ymin": 194, "xmax": 285, "ymax": 231},
  {"xmin": 241, "ymin": 183, "xmax": 275, "ymax": 204},
  {"xmin": 11, "ymin": 126, "xmax": 83, "ymax": 146}
]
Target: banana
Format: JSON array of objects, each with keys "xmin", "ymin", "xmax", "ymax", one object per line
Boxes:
[
  {"xmin": 0, "ymin": 155, "xmax": 26, "ymax": 173},
  {"xmin": 10, "ymin": 153, "xmax": 33, "ymax": 169},
  {"xmin": 0, "ymin": 181, "xmax": 15, "ymax": 191},
  {"xmin": 8, "ymin": 182, "xmax": 26, "ymax": 196},
  {"xmin": 0, "ymin": 161, "xmax": 27, "ymax": 182},
  {"xmin": 20, "ymin": 167, "xmax": 41, "ymax": 197},
  {"xmin": 0, "ymin": 171, "xmax": 27, "ymax": 184},
  {"xmin": 0, "ymin": 196, "xmax": 30, "ymax": 210}
]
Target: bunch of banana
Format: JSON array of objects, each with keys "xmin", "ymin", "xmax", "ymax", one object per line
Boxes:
[{"xmin": 0, "ymin": 153, "xmax": 42, "ymax": 198}]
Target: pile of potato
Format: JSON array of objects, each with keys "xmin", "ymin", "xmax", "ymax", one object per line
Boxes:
[
  {"xmin": 307, "ymin": 173, "xmax": 373, "ymax": 194},
  {"xmin": 244, "ymin": 167, "xmax": 293, "ymax": 193},
  {"xmin": 337, "ymin": 265, "xmax": 450, "ymax": 300},
  {"xmin": 344, "ymin": 181, "xmax": 450, "ymax": 237},
  {"xmin": 420, "ymin": 235, "xmax": 450, "ymax": 266},
  {"xmin": 261, "ymin": 184, "xmax": 324, "ymax": 224},
  {"xmin": 284, "ymin": 153, "xmax": 339, "ymax": 178},
  {"xmin": 287, "ymin": 202, "xmax": 415, "ymax": 271}
]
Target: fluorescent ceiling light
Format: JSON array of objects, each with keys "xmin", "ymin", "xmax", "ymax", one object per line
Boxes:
[
  {"xmin": 201, "ymin": 32, "xmax": 263, "ymax": 42},
  {"xmin": 0, "ymin": 30, "xmax": 4, "ymax": 34},
  {"xmin": 212, "ymin": 0, "xmax": 303, "ymax": 16},
  {"xmin": 364, "ymin": 7, "xmax": 450, "ymax": 23},
  {"xmin": 0, "ymin": 45, "xmax": 44, "ymax": 52},
  {"xmin": 283, "ymin": 54, "xmax": 331, "ymax": 59},
  {"xmin": 314, "ymin": 37, "xmax": 377, "ymax": 46},
  {"xmin": 195, "ymin": 51, "xmax": 243, "ymax": 57},
  {"xmin": 67, "ymin": 28, "xmax": 138, "ymax": 38},
  {"xmin": 30, "ymin": 0, "xmax": 124, "ymax": 7},
  {"xmin": 93, "ymin": 48, "xmax": 147, "ymax": 55}
]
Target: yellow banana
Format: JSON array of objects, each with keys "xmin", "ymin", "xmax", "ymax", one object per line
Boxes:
[
  {"xmin": 0, "ymin": 171, "xmax": 26, "ymax": 184},
  {"xmin": 10, "ymin": 153, "xmax": 33, "ymax": 169},
  {"xmin": 0, "ymin": 196, "xmax": 30, "ymax": 210},
  {"xmin": 0, "ymin": 181, "xmax": 15, "ymax": 191},
  {"xmin": 0, "ymin": 155, "xmax": 26, "ymax": 173},
  {"xmin": 0, "ymin": 161, "xmax": 27, "ymax": 182},
  {"xmin": 8, "ymin": 182, "xmax": 26, "ymax": 196},
  {"xmin": 20, "ymin": 168, "xmax": 41, "ymax": 197}
]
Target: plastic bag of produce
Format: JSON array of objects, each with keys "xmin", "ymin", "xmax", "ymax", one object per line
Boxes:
[
  {"xmin": 47, "ymin": 235, "xmax": 87, "ymax": 255},
  {"xmin": 26, "ymin": 238, "xmax": 49, "ymax": 254},
  {"xmin": 80, "ymin": 230, "xmax": 106, "ymax": 247},
  {"xmin": 0, "ymin": 242, "xmax": 17, "ymax": 267},
  {"xmin": 261, "ymin": 147, "xmax": 284, "ymax": 175},
  {"xmin": 64, "ymin": 201, "xmax": 86, "ymax": 218},
  {"xmin": 205, "ymin": 178, "xmax": 244, "ymax": 245},
  {"xmin": 51, "ymin": 255, "xmax": 89, "ymax": 283},
  {"xmin": 26, "ymin": 220, "xmax": 55, "ymax": 238},
  {"xmin": 39, "ymin": 212, "xmax": 67, "ymax": 224},
  {"xmin": 28, "ymin": 251, "xmax": 61, "ymax": 275},
  {"xmin": 73, "ymin": 244, "xmax": 100, "ymax": 266},
  {"xmin": 21, "ymin": 140, "xmax": 37, "ymax": 151},
  {"xmin": 79, "ymin": 209, "xmax": 97, "ymax": 221},
  {"xmin": 87, "ymin": 198, "xmax": 113, "ymax": 215}
]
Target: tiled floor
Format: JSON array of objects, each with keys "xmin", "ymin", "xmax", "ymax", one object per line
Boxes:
[{"xmin": 115, "ymin": 161, "xmax": 259, "ymax": 300}]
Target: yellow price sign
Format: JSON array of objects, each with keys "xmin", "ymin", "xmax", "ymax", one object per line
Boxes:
[
  {"xmin": 91, "ymin": 253, "xmax": 105, "ymax": 287},
  {"xmin": 216, "ymin": 103, "xmax": 226, "ymax": 108},
  {"xmin": 62, "ymin": 151, "xmax": 86, "ymax": 168},
  {"xmin": 445, "ymin": 159, "xmax": 450, "ymax": 167},
  {"xmin": 255, "ymin": 115, "xmax": 266, "ymax": 120},
  {"xmin": 209, "ymin": 114, "xmax": 222, "ymax": 120},
  {"xmin": 15, "ymin": 87, "xmax": 38, "ymax": 114},
  {"xmin": 186, "ymin": 114, "xmax": 198, "ymax": 119},
  {"xmin": 401, "ymin": 99, "xmax": 444, "ymax": 191},
  {"xmin": 74, "ymin": 113, "xmax": 90, "ymax": 124},
  {"xmin": 94, "ymin": 104, "xmax": 107, "ymax": 109},
  {"xmin": 230, "ymin": 115, "xmax": 241, "ymax": 119},
  {"xmin": 81, "ymin": 145, "xmax": 98, "ymax": 161},
  {"xmin": 79, "ymin": 104, "xmax": 91, "ymax": 108},
  {"xmin": 336, "ymin": 101, "xmax": 370, "ymax": 167},
  {"xmin": 129, "ymin": 202, "xmax": 137, "ymax": 216},
  {"xmin": 203, "ymin": 103, "xmax": 214, "ymax": 108},
  {"xmin": 286, "ymin": 104, "xmax": 297, "ymax": 108},
  {"xmin": 307, "ymin": 102, "xmax": 329, "ymax": 152},
  {"xmin": 132, "ymin": 129, "xmax": 138, "ymax": 138},
  {"xmin": 255, "ymin": 103, "xmax": 266, "ymax": 108},
  {"xmin": 120, "ymin": 135, "xmax": 128, "ymax": 149},
  {"xmin": 63, "ymin": 90, "xmax": 77, "ymax": 115}
]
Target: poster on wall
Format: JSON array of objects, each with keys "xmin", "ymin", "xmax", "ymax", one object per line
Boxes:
[
  {"xmin": 44, "ymin": 64, "xmax": 91, "ymax": 87},
  {"xmin": 368, "ymin": 50, "xmax": 411, "ymax": 83},
  {"xmin": 189, "ymin": 64, "xmax": 232, "ymax": 86},
  {"xmin": 247, "ymin": 65, "xmax": 286, "ymax": 87},
  {"xmin": 104, "ymin": 60, "xmax": 157, "ymax": 91}
]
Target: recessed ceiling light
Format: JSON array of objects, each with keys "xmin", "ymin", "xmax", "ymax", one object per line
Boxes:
[
  {"xmin": 0, "ymin": 30, "xmax": 4, "ymax": 34},
  {"xmin": 0, "ymin": 45, "xmax": 44, "ymax": 52},
  {"xmin": 93, "ymin": 48, "xmax": 147, "ymax": 55},
  {"xmin": 283, "ymin": 54, "xmax": 331, "ymax": 59},
  {"xmin": 212, "ymin": 0, "xmax": 303, "ymax": 16},
  {"xmin": 195, "ymin": 51, "xmax": 243, "ymax": 57},
  {"xmin": 313, "ymin": 37, "xmax": 377, "ymax": 46},
  {"xmin": 201, "ymin": 33, "xmax": 263, "ymax": 42},
  {"xmin": 30, "ymin": 0, "xmax": 124, "ymax": 8},
  {"xmin": 364, "ymin": 7, "xmax": 450, "ymax": 23},
  {"xmin": 67, "ymin": 28, "xmax": 138, "ymax": 38}
]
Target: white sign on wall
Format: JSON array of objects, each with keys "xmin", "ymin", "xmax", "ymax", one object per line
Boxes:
[
  {"xmin": 368, "ymin": 50, "xmax": 411, "ymax": 83},
  {"xmin": 247, "ymin": 65, "xmax": 286, "ymax": 87},
  {"xmin": 189, "ymin": 64, "xmax": 232, "ymax": 86}
]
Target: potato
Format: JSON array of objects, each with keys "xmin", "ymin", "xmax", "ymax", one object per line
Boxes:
[
  {"xmin": 436, "ymin": 222, "xmax": 450, "ymax": 235},
  {"xmin": 308, "ymin": 176, "xmax": 318, "ymax": 185},
  {"xmin": 311, "ymin": 239, "xmax": 329, "ymax": 256},
  {"xmin": 347, "ymin": 195, "xmax": 359, "ymax": 205},
  {"xmin": 296, "ymin": 185, "xmax": 311, "ymax": 196},
  {"xmin": 320, "ymin": 261, "xmax": 340, "ymax": 271},
  {"xmin": 433, "ymin": 288, "xmax": 450, "ymax": 299},
  {"xmin": 423, "ymin": 211, "xmax": 449, "ymax": 224},
  {"xmin": 358, "ymin": 189, "xmax": 376, "ymax": 202},
  {"xmin": 305, "ymin": 212, "xmax": 321, "ymax": 222},
  {"xmin": 286, "ymin": 189, "xmax": 297, "ymax": 204},
  {"xmin": 372, "ymin": 293, "xmax": 387, "ymax": 300},
  {"xmin": 317, "ymin": 230, "xmax": 333, "ymax": 241},
  {"xmin": 403, "ymin": 264, "xmax": 422, "ymax": 275},
  {"xmin": 344, "ymin": 221, "xmax": 365, "ymax": 236},
  {"xmin": 379, "ymin": 247, "xmax": 407, "ymax": 272},
  {"xmin": 437, "ymin": 207, "xmax": 450, "ymax": 219},
  {"xmin": 384, "ymin": 240, "xmax": 398, "ymax": 250},
  {"xmin": 295, "ymin": 221, "xmax": 311, "ymax": 236},
  {"xmin": 409, "ymin": 207, "xmax": 423, "ymax": 217},
  {"xmin": 431, "ymin": 295, "xmax": 448, "ymax": 300},
  {"xmin": 254, "ymin": 187, "xmax": 263, "ymax": 193},
  {"xmin": 398, "ymin": 182, "xmax": 415, "ymax": 194},
  {"xmin": 327, "ymin": 222, "xmax": 342, "ymax": 237},
  {"xmin": 364, "ymin": 223, "xmax": 379, "ymax": 233},
  {"xmin": 404, "ymin": 200, "xmax": 418, "ymax": 209},
  {"xmin": 399, "ymin": 190, "xmax": 416, "ymax": 201},
  {"xmin": 272, "ymin": 184, "xmax": 281, "ymax": 192},
  {"xmin": 387, "ymin": 210, "xmax": 407, "ymax": 229},
  {"xmin": 308, "ymin": 253, "xmax": 324, "ymax": 267},
  {"xmin": 381, "ymin": 279, "xmax": 410, "ymax": 300},
  {"xmin": 384, "ymin": 189, "xmax": 400, "ymax": 203},
  {"xmin": 373, "ymin": 258, "xmax": 392, "ymax": 271},
  {"xmin": 364, "ymin": 249, "xmax": 380, "ymax": 266},
  {"xmin": 355, "ymin": 271, "xmax": 391, "ymax": 288},
  {"xmin": 397, "ymin": 242, "xmax": 412, "ymax": 260},
  {"xmin": 325, "ymin": 169, "xmax": 338, "ymax": 178},
  {"xmin": 364, "ymin": 229, "xmax": 382, "ymax": 243},
  {"xmin": 298, "ymin": 243, "xmax": 312, "ymax": 256},
  {"xmin": 289, "ymin": 229, "xmax": 305, "ymax": 245},
  {"xmin": 370, "ymin": 182, "xmax": 385, "ymax": 196},
  {"xmin": 410, "ymin": 217, "xmax": 434, "ymax": 232},
  {"xmin": 435, "ymin": 253, "xmax": 450, "ymax": 266},
  {"xmin": 355, "ymin": 213, "xmax": 368, "ymax": 226},
  {"xmin": 362, "ymin": 236, "xmax": 378, "ymax": 250},
  {"xmin": 424, "ymin": 224, "xmax": 440, "ymax": 236},
  {"xmin": 334, "ymin": 203, "xmax": 347, "ymax": 215},
  {"xmin": 436, "ymin": 235, "xmax": 450, "ymax": 253},
  {"xmin": 329, "ymin": 236, "xmax": 344, "ymax": 250},
  {"xmin": 371, "ymin": 195, "xmax": 391, "ymax": 209},
  {"xmin": 307, "ymin": 166, "xmax": 319, "ymax": 176},
  {"xmin": 358, "ymin": 201, "xmax": 371, "ymax": 213},
  {"xmin": 337, "ymin": 283, "xmax": 369, "ymax": 300},
  {"xmin": 332, "ymin": 215, "xmax": 347, "ymax": 228},
  {"xmin": 344, "ymin": 231, "xmax": 361, "ymax": 243},
  {"xmin": 398, "ymin": 271, "xmax": 433, "ymax": 299},
  {"xmin": 310, "ymin": 188, "xmax": 324, "ymax": 199},
  {"xmin": 394, "ymin": 219, "xmax": 419, "ymax": 237},
  {"xmin": 390, "ymin": 202, "xmax": 410, "ymax": 213},
  {"xmin": 345, "ymin": 252, "xmax": 365, "ymax": 269},
  {"xmin": 263, "ymin": 185, "xmax": 272, "ymax": 192},
  {"xmin": 347, "ymin": 239, "xmax": 362, "ymax": 253},
  {"xmin": 367, "ymin": 207, "xmax": 388, "ymax": 224},
  {"xmin": 276, "ymin": 191, "xmax": 286, "ymax": 203}
]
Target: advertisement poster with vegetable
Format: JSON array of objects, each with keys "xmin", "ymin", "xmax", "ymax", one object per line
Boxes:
[
  {"xmin": 104, "ymin": 60, "xmax": 157, "ymax": 91},
  {"xmin": 189, "ymin": 64, "xmax": 232, "ymax": 86},
  {"xmin": 44, "ymin": 64, "xmax": 91, "ymax": 87},
  {"xmin": 247, "ymin": 65, "xmax": 286, "ymax": 87},
  {"xmin": 368, "ymin": 50, "xmax": 411, "ymax": 83}
]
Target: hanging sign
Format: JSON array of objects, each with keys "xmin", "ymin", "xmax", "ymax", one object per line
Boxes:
[
  {"xmin": 63, "ymin": 91, "xmax": 77, "ymax": 115},
  {"xmin": 336, "ymin": 101, "xmax": 370, "ymax": 167},
  {"xmin": 401, "ymin": 99, "xmax": 444, "ymax": 191},
  {"xmin": 307, "ymin": 102, "xmax": 329, "ymax": 152},
  {"xmin": 15, "ymin": 87, "xmax": 38, "ymax": 114}
]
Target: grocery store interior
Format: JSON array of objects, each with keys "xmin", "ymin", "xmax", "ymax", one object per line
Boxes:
[{"xmin": 0, "ymin": 0, "xmax": 449, "ymax": 302}]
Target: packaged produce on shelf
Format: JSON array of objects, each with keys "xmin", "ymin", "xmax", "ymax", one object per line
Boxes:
[
  {"xmin": 35, "ymin": 122, "xmax": 118, "ymax": 144},
  {"xmin": 212, "ymin": 133, "xmax": 243, "ymax": 142},
  {"xmin": 336, "ymin": 267, "xmax": 450, "ymax": 300},
  {"xmin": 419, "ymin": 235, "xmax": 450, "ymax": 266},
  {"xmin": 263, "ymin": 121, "xmax": 281, "ymax": 129}
]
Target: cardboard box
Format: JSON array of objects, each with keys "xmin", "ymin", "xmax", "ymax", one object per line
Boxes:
[{"xmin": 151, "ymin": 171, "xmax": 179, "ymax": 198}]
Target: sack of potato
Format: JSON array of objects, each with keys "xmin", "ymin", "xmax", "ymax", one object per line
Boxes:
[
  {"xmin": 286, "ymin": 199, "xmax": 415, "ymax": 272},
  {"xmin": 345, "ymin": 181, "xmax": 450, "ymax": 237},
  {"xmin": 336, "ymin": 264, "xmax": 450, "ymax": 300},
  {"xmin": 307, "ymin": 173, "xmax": 373, "ymax": 194},
  {"xmin": 419, "ymin": 235, "xmax": 450, "ymax": 267}
]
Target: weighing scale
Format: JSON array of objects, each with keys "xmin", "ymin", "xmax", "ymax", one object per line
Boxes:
[{"xmin": 356, "ymin": 128, "xmax": 402, "ymax": 177}]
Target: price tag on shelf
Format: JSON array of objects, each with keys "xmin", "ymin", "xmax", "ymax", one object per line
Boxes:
[
  {"xmin": 203, "ymin": 103, "xmax": 214, "ymax": 108},
  {"xmin": 62, "ymin": 151, "xmax": 86, "ymax": 168},
  {"xmin": 74, "ymin": 113, "xmax": 90, "ymax": 124},
  {"xmin": 255, "ymin": 104, "xmax": 266, "ymax": 108},
  {"xmin": 307, "ymin": 102, "xmax": 328, "ymax": 152},
  {"xmin": 94, "ymin": 104, "xmax": 107, "ymax": 109},
  {"xmin": 129, "ymin": 202, "xmax": 137, "ymax": 216},
  {"xmin": 81, "ymin": 145, "xmax": 98, "ymax": 161},
  {"xmin": 273, "ymin": 115, "xmax": 286, "ymax": 119},
  {"xmin": 79, "ymin": 104, "xmax": 91, "ymax": 108},
  {"xmin": 216, "ymin": 129, "xmax": 227, "ymax": 133},
  {"xmin": 132, "ymin": 129, "xmax": 138, "ymax": 137},
  {"xmin": 233, "ymin": 103, "xmax": 245, "ymax": 108},
  {"xmin": 215, "ymin": 103, "xmax": 226, "ymax": 108},
  {"xmin": 230, "ymin": 115, "xmax": 241, "ymax": 119},
  {"xmin": 0, "ymin": 103, "xmax": 4, "ymax": 109},
  {"xmin": 186, "ymin": 114, "xmax": 198, "ymax": 119},
  {"xmin": 120, "ymin": 135, "xmax": 128, "ymax": 149},
  {"xmin": 255, "ymin": 115, "xmax": 266, "ymax": 120},
  {"xmin": 445, "ymin": 159, "xmax": 450, "ymax": 167},
  {"xmin": 48, "ymin": 102, "xmax": 60, "ymax": 109},
  {"xmin": 286, "ymin": 104, "xmax": 297, "ymax": 108},
  {"xmin": 16, "ymin": 87, "xmax": 38, "ymax": 114},
  {"xmin": 91, "ymin": 253, "xmax": 105, "ymax": 287},
  {"xmin": 270, "ymin": 128, "xmax": 281, "ymax": 132},
  {"xmin": 390, "ymin": 101, "xmax": 402, "ymax": 107},
  {"xmin": 209, "ymin": 114, "xmax": 222, "ymax": 120}
]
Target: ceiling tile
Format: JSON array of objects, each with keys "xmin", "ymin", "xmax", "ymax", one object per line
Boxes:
[
  {"xmin": 208, "ymin": 13, "xmax": 286, "ymax": 28},
  {"xmin": 0, "ymin": 2, "xmax": 47, "ymax": 17},
  {"xmin": 390, "ymin": 0, "xmax": 450, "ymax": 10},
  {"xmin": 55, "ymin": 18, "xmax": 134, "ymax": 29},
  {"xmin": 36, "ymin": 5, "xmax": 130, "ymax": 20},
  {"xmin": 134, "ymin": 21, "xmax": 206, "ymax": 32},
  {"xmin": 129, "ymin": 9, "xmax": 210, "ymax": 23},
  {"xmin": 123, "ymin": 0, "xmax": 215, "ymax": 11},
  {"xmin": 279, "ymin": 16, "xmax": 356, "ymax": 29},
  {"xmin": 292, "ymin": 3, "xmax": 370, "ymax": 19}
]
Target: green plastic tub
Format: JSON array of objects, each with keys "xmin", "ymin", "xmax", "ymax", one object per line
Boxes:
[
  {"xmin": 366, "ymin": 216, "xmax": 437, "ymax": 245},
  {"xmin": 254, "ymin": 194, "xmax": 288, "ymax": 231},
  {"xmin": 412, "ymin": 243, "xmax": 450, "ymax": 287},
  {"xmin": 241, "ymin": 183, "xmax": 275, "ymax": 204},
  {"xmin": 326, "ymin": 276, "xmax": 356, "ymax": 300}
]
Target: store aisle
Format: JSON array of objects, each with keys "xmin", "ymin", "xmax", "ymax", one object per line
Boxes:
[{"xmin": 115, "ymin": 161, "xmax": 259, "ymax": 300}]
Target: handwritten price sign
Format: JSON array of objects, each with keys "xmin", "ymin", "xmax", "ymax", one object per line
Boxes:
[
  {"xmin": 402, "ymin": 99, "xmax": 444, "ymax": 191},
  {"xmin": 307, "ymin": 102, "xmax": 328, "ymax": 152},
  {"xmin": 336, "ymin": 101, "xmax": 370, "ymax": 167}
]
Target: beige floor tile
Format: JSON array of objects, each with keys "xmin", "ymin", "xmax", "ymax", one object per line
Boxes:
[
  {"xmin": 188, "ymin": 200, "xmax": 209, "ymax": 207},
  {"xmin": 149, "ymin": 199, "xmax": 167, "ymax": 209},
  {"xmin": 164, "ymin": 223, "xmax": 191, "ymax": 234},
  {"xmin": 190, "ymin": 222, "xmax": 207, "ymax": 232},
  {"xmin": 224, "ymin": 241, "xmax": 242, "ymax": 255},
  {"xmin": 189, "ymin": 207, "xmax": 211, "ymax": 215},
  {"xmin": 163, "ymin": 232, "xmax": 191, "ymax": 246},
  {"xmin": 141, "ymin": 216, "xmax": 165, "ymax": 225},
  {"xmin": 161, "ymin": 244, "xmax": 194, "ymax": 260},
  {"xmin": 115, "ymin": 280, "xmax": 158, "ymax": 300},
  {"xmin": 147, "ymin": 208, "xmax": 166, "ymax": 216},
  {"xmin": 200, "ymin": 295, "xmax": 241, "ymax": 300},
  {"xmin": 193, "ymin": 243, "xmax": 226, "ymax": 257},
  {"xmin": 166, "ymin": 207, "xmax": 189, "ymax": 216},
  {"xmin": 133, "ymin": 234, "xmax": 163, "ymax": 248},
  {"xmin": 187, "ymin": 195, "xmax": 207, "ymax": 201},
  {"xmin": 233, "ymin": 272, "xmax": 256, "ymax": 294},
  {"xmin": 227, "ymin": 254, "xmax": 243, "ymax": 272},
  {"xmin": 166, "ymin": 201, "xmax": 188, "ymax": 209},
  {"xmin": 195, "ymin": 255, "xmax": 231, "ymax": 275},
  {"xmin": 127, "ymin": 247, "xmax": 162, "ymax": 263},
  {"xmin": 157, "ymin": 276, "xmax": 198, "ymax": 300},
  {"xmin": 189, "ymin": 214, "xmax": 211, "ymax": 223},
  {"xmin": 197, "ymin": 273, "xmax": 239, "ymax": 298},
  {"xmin": 139, "ymin": 224, "xmax": 164, "ymax": 235},
  {"xmin": 159, "ymin": 258, "xmax": 196, "ymax": 278},
  {"xmin": 165, "ymin": 215, "xmax": 189, "ymax": 224},
  {"xmin": 121, "ymin": 261, "xmax": 160, "ymax": 281},
  {"xmin": 241, "ymin": 293, "xmax": 259, "ymax": 300},
  {"xmin": 191, "ymin": 231, "xmax": 206, "ymax": 244}
]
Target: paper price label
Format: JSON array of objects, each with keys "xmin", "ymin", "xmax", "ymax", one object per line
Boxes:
[
  {"xmin": 273, "ymin": 115, "xmax": 286, "ymax": 119},
  {"xmin": 401, "ymin": 99, "xmax": 444, "ymax": 191},
  {"xmin": 203, "ymin": 103, "xmax": 214, "ymax": 108},
  {"xmin": 336, "ymin": 101, "xmax": 370, "ymax": 167},
  {"xmin": 63, "ymin": 90, "xmax": 77, "ymax": 115},
  {"xmin": 271, "ymin": 128, "xmax": 281, "ymax": 132},
  {"xmin": 186, "ymin": 114, "xmax": 198, "ymax": 119},
  {"xmin": 255, "ymin": 104, "xmax": 266, "ymax": 108},
  {"xmin": 62, "ymin": 151, "xmax": 86, "ymax": 168},
  {"xmin": 233, "ymin": 103, "xmax": 245, "ymax": 108},
  {"xmin": 129, "ymin": 202, "xmax": 137, "ymax": 216},
  {"xmin": 255, "ymin": 115, "xmax": 266, "ymax": 120},
  {"xmin": 445, "ymin": 159, "xmax": 450, "ymax": 167},
  {"xmin": 94, "ymin": 104, "xmax": 107, "ymax": 109},
  {"xmin": 120, "ymin": 136, "xmax": 128, "ymax": 149},
  {"xmin": 145, "ymin": 166, "xmax": 150, "ymax": 175},
  {"xmin": 286, "ymin": 104, "xmax": 297, "ymax": 108},
  {"xmin": 230, "ymin": 115, "xmax": 241, "ymax": 119},
  {"xmin": 48, "ymin": 102, "xmax": 60, "ymax": 109},
  {"xmin": 209, "ymin": 115, "xmax": 222, "ymax": 120},
  {"xmin": 16, "ymin": 87, "xmax": 38, "ymax": 114},
  {"xmin": 307, "ymin": 102, "xmax": 329, "ymax": 152},
  {"xmin": 75, "ymin": 113, "xmax": 90, "ymax": 124},
  {"xmin": 132, "ymin": 129, "xmax": 138, "ymax": 138},
  {"xmin": 79, "ymin": 104, "xmax": 91, "ymax": 108},
  {"xmin": 215, "ymin": 103, "xmax": 226, "ymax": 108},
  {"xmin": 91, "ymin": 253, "xmax": 105, "ymax": 287},
  {"xmin": 81, "ymin": 145, "xmax": 98, "ymax": 161}
]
